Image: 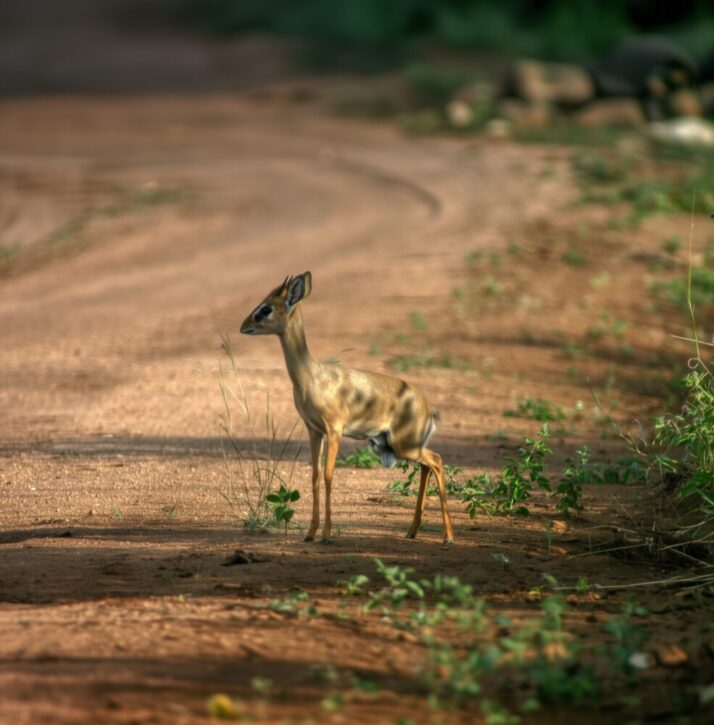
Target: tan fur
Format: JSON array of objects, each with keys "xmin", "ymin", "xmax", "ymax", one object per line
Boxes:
[{"xmin": 240, "ymin": 272, "xmax": 454, "ymax": 543}]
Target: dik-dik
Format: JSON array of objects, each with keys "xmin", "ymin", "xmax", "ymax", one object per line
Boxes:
[{"xmin": 240, "ymin": 272, "xmax": 454, "ymax": 543}]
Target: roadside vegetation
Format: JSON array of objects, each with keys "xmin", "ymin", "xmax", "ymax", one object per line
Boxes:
[
  {"xmin": 208, "ymin": 555, "xmax": 706, "ymax": 722},
  {"xmin": 179, "ymin": 0, "xmax": 714, "ymax": 68}
]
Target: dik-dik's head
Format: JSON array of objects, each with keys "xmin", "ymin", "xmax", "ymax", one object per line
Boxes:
[{"xmin": 240, "ymin": 272, "xmax": 312, "ymax": 336}]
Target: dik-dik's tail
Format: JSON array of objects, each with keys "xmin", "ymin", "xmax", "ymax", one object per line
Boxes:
[{"xmin": 421, "ymin": 409, "xmax": 440, "ymax": 448}]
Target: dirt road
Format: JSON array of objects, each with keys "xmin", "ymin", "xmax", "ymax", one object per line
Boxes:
[{"xmin": 0, "ymin": 90, "xmax": 571, "ymax": 444}]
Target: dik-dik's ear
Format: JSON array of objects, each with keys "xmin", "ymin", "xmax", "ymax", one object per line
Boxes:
[{"xmin": 285, "ymin": 271, "xmax": 312, "ymax": 309}]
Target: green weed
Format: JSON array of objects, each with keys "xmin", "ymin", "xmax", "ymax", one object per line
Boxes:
[
  {"xmin": 388, "ymin": 460, "xmax": 420, "ymax": 496},
  {"xmin": 563, "ymin": 342, "xmax": 586, "ymax": 359},
  {"xmin": 514, "ymin": 123, "xmax": 622, "ymax": 148},
  {"xmin": 321, "ymin": 692, "xmax": 344, "ymax": 712},
  {"xmin": 482, "ymin": 277, "xmax": 504, "ymax": 296},
  {"xmin": 556, "ymin": 448, "xmax": 587, "ymax": 516},
  {"xmin": 600, "ymin": 458, "xmax": 649, "ymax": 484},
  {"xmin": 562, "ymin": 247, "xmax": 587, "ymax": 267},
  {"xmin": 336, "ymin": 447, "xmax": 381, "ymax": 469},
  {"xmin": 388, "ymin": 461, "xmax": 464, "ymax": 496},
  {"xmin": 268, "ymin": 590, "xmax": 318, "ymax": 617},
  {"xmin": 409, "ymin": 309, "xmax": 428, "ymax": 331},
  {"xmin": 366, "ymin": 559, "xmax": 425, "ymax": 614},
  {"xmin": 405, "ymin": 63, "xmax": 471, "ymax": 107},
  {"xmin": 565, "ymin": 447, "xmax": 648, "ymax": 485},
  {"xmin": 330, "ymin": 560, "xmax": 658, "ymax": 715},
  {"xmin": 266, "ymin": 483, "xmax": 300, "ymax": 534},
  {"xmin": 504, "ymin": 397, "xmax": 565, "ymax": 423},
  {"xmin": 462, "ymin": 436, "xmax": 640, "ymax": 519},
  {"xmin": 650, "ymin": 267, "xmax": 714, "ymax": 310},
  {"xmin": 465, "ymin": 250, "xmax": 483, "ymax": 266},
  {"xmin": 463, "ymin": 426, "xmax": 553, "ymax": 516},
  {"xmin": 339, "ymin": 574, "xmax": 370, "ymax": 596},
  {"xmin": 630, "ymin": 246, "xmax": 713, "ymax": 547},
  {"xmin": 662, "ymin": 235, "xmax": 683, "ymax": 256},
  {"xmin": 572, "ymin": 153, "xmax": 627, "ymax": 185},
  {"xmin": 218, "ymin": 335, "xmax": 302, "ymax": 533},
  {"xmin": 651, "ymin": 367, "xmax": 714, "ymax": 518}
]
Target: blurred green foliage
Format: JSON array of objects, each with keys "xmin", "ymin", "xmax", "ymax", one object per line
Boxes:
[{"xmin": 179, "ymin": 0, "xmax": 714, "ymax": 67}]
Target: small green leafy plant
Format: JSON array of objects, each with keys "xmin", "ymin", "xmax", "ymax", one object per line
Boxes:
[
  {"xmin": 388, "ymin": 460, "xmax": 420, "ymax": 496},
  {"xmin": 462, "ymin": 433, "xmax": 645, "ymax": 519},
  {"xmin": 366, "ymin": 559, "xmax": 425, "ymax": 614},
  {"xmin": 650, "ymin": 267, "xmax": 714, "ymax": 311},
  {"xmin": 504, "ymin": 398, "xmax": 565, "ymax": 423},
  {"xmin": 266, "ymin": 483, "xmax": 301, "ymax": 534},
  {"xmin": 563, "ymin": 447, "xmax": 648, "ymax": 486},
  {"xmin": 389, "ymin": 462, "xmax": 465, "ymax": 496},
  {"xmin": 340, "ymin": 574, "xmax": 370, "ymax": 596},
  {"xmin": 650, "ymin": 365, "xmax": 714, "ymax": 525},
  {"xmin": 336, "ymin": 447, "xmax": 381, "ymax": 468},
  {"xmin": 465, "ymin": 425, "xmax": 553, "ymax": 516},
  {"xmin": 555, "ymin": 447, "xmax": 589, "ymax": 516},
  {"xmin": 268, "ymin": 590, "xmax": 318, "ymax": 617}
]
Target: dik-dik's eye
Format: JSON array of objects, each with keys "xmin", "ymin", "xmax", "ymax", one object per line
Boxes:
[{"xmin": 254, "ymin": 304, "xmax": 273, "ymax": 321}]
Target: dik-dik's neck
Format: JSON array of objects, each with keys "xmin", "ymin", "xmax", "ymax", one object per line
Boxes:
[{"xmin": 279, "ymin": 306, "xmax": 314, "ymax": 388}]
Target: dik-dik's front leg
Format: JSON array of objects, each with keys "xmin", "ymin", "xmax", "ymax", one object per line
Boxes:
[
  {"xmin": 304, "ymin": 428, "xmax": 324, "ymax": 542},
  {"xmin": 321, "ymin": 429, "xmax": 341, "ymax": 542}
]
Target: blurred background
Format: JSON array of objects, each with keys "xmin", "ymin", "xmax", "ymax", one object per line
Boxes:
[{"xmin": 2, "ymin": 0, "xmax": 714, "ymax": 96}]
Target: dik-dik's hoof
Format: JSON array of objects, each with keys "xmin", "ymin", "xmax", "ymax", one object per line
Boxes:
[
  {"xmin": 442, "ymin": 538, "xmax": 454, "ymax": 545},
  {"xmin": 405, "ymin": 531, "xmax": 417, "ymax": 539},
  {"xmin": 304, "ymin": 535, "xmax": 315, "ymax": 542}
]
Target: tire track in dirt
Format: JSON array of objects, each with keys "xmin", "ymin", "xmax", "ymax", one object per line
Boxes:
[{"xmin": 334, "ymin": 156, "xmax": 443, "ymax": 218}]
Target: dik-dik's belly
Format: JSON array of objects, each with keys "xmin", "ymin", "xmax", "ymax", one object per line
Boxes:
[{"xmin": 293, "ymin": 392, "xmax": 384, "ymax": 440}]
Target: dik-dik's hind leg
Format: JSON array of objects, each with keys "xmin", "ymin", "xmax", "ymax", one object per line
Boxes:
[
  {"xmin": 406, "ymin": 463, "xmax": 431, "ymax": 539},
  {"xmin": 304, "ymin": 428, "xmax": 324, "ymax": 542},
  {"xmin": 420, "ymin": 448, "xmax": 455, "ymax": 544}
]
